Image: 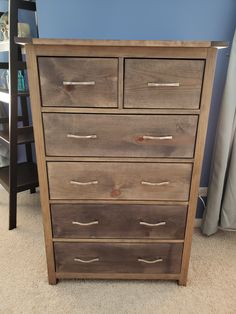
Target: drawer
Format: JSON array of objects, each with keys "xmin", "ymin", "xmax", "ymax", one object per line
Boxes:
[
  {"xmin": 54, "ymin": 242, "xmax": 183, "ymax": 274},
  {"xmin": 38, "ymin": 57, "xmax": 118, "ymax": 107},
  {"xmin": 43, "ymin": 113, "xmax": 198, "ymax": 158},
  {"xmin": 47, "ymin": 162, "xmax": 192, "ymax": 201},
  {"xmin": 51, "ymin": 204, "xmax": 187, "ymax": 239},
  {"xmin": 124, "ymin": 59, "xmax": 205, "ymax": 109}
]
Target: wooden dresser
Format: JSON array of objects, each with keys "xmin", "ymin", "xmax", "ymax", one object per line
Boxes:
[{"xmin": 25, "ymin": 39, "xmax": 225, "ymax": 285}]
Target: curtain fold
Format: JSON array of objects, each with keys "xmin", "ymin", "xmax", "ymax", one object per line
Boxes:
[{"xmin": 201, "ymin": 31, "xmax": 236, "ymax": 235}]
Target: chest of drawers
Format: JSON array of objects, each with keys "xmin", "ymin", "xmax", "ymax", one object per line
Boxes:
[{"xmin": 25, "ymin": 39, "xmax": 224, "ymax": 285}]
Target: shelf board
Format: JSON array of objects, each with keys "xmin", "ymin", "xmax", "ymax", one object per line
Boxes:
[
  {"xmin": 0, "ymin": 116, "xmax": 24, "ymax": 124},
  {"xmin": 0, "ymin": 39, "xmax": 26, "ymax": 53},
  {"xmin": 0, "ymin": 89, "xmax": 30, "ymax": 103},
  {"xmin": 0, "ymin": 126, "xmax": 34, "ymax": 145},
  {"xmin": 0, "ymin": 61, "xmax": 27, "ymax": 70},
  {"xmin": 0, "ymin": 41, "xmax": 9, "ymax": 52},
  {"xmin": 18, "ymin": 1, "xmax": 36, "ymax": 11},
  {"xmin": 0, "ymin": 162, "xmax": 38, "ymax": 193}
]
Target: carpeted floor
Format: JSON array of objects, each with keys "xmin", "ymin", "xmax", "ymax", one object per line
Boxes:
[{"xmin": 0, "ymin": 186, "xmax": 236, "ymax": 314}]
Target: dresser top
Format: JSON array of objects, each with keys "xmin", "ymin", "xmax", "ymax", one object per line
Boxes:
[{"xmin": 20, "ymin": 38, "xmax": 228, "ymax": 48}]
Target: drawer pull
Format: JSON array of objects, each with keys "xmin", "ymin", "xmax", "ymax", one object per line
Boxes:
[
  {"xmin": 72, "ymin": 220, "xmax": 99, "ymax": 226},
  {"xmin": 147, "ymin": 82, "xmax": 180, "ymax": 87},
  {"xmin": 141, "ymin": 181, "xmax": 170, "ymax": 186},
  {"xmin": 74, "ymin": 258, "xmax": 99, "ymax": 263},
  {"xmin": 138, "ymin": 258, "xmax": 163, "ymax": 264},
  {"xmin": 142, "ymin": 135, "xmax": 173, "ymax": 140},
  {"xmin": 63, "ymin": 81, "xmax": 96, "ymax": 86},
  {"xmin": 67, "ymin": 134, "xmax": 97, "ymax": 139},
  {"xmin": 70, "ymin": 180, "xmax": 98, "ymax": 186},
  {"xmin": 140, "ymin": 221, "xmax": 166, "ymax": 227}
]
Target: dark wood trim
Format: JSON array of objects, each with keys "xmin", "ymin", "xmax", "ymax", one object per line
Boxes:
[{"xmin": 0, "ymin": 0, "xmax": 39, "ymax": 230}]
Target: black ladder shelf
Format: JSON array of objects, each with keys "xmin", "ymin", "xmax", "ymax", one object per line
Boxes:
[{"xmin": 0, "ymin": 0, "xmax": 39, "ymax": 230}]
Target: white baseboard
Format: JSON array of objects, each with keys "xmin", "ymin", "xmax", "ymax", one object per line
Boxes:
[{"xmin": 195, "ymin": 218, "xmax": 202, "ymax": 228}]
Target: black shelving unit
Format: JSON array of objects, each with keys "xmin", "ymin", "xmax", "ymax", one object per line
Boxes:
[{"xmin": 0, "ymin": 0, "xmax": 39, "ymax": 230}]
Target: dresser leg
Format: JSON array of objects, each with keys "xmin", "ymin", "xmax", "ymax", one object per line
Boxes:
[
  {"xmin": 30, "ymin": 188, "xmax": 36, "ymax": 194},
  {"xmin": 178, "ymin": 277, "xmax": 187, "ymax": 286},
  {"xmin": 48, "ymin": 274, "xmax": 58, "ymax": 285}
]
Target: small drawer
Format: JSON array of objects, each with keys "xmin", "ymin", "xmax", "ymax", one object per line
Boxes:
[
  {"xmin": 43, "ymin": 113, "xmax": 198, "ymax": 158},
  {"xmin": 47, "ymin": 162, "xmax": 192, "ymax": 201},
  {"xmin": 54, "ymin": 242, "xmax": 183, "ymax": 274},
  {"xmin": 51, "ymin": 204, "xmax": 187, "ymax": 239},
  {"xmin": 38, "ymin": 57, "xmax": 118, "ymax": 107},
  {"xmin": 124, "ymin": 58, "xmax": 205, "ymax": 109}
]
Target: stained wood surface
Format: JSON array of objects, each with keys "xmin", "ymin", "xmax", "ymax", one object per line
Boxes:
[
  {"xmin": 43, "ymin": 113, "xmax": 198, "ymax": 158},
  {"xmin": 30, "ymin": 38, "xmax": 228, "ymax": 48},
  {"xmin": 35, "ymin": 46, "xmax": 208, "ymax": 60},
  {"xmin": 24, "ymin": 40, "xmax": 219, "ymax": 285},
  {"xmin": 51, "ymin": 204, "xmax": 187, "ymax": 239},
  {"xmin": 55, "ymin": 272, "xmax": 180, "ymax": 280},
  {"xmin": 179, "ymin": 48, "xmax": 218, "ymax": 286},
  {"xmin": 41, "ymin": 107, "xmax": 201, "ymax": 115},
  {"xmin": 124, "ymin": 59, "xmax": 205, "ymax": 109},
  {"xmin": 25, "ymin": 45, "xmax": 57, "ymax": 285},
  {"xmin": 54, "ymin": 242, "xmax": 183, "ymax": 274},
  {"xmin": 47, "ymin": 162, "xmax": 192, "ymax": 201},
  {"xmin": 38, "ymin": 57, "xmax": 118, "ymax": 107}
]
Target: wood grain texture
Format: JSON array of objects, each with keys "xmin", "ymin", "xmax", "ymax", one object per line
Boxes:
[
  {"xmin": 25, "ymin": 45, "xmax": 57, "ymax": 285},
  {"xmin": 49, "ymin": 199, "xmax": 189, "ymax": 206},
  {"xmin": 55, "ymin": 272, "xmax": 180, "ymax": 280},
  {"xmin": 31, "ymin": 38, "xmax": 228, "ymax": 48},
  {"xmin": 47, "ymin": 161, "xmax": 192, "ymax": 201},
  {"xmin": 41, "ymin": 107, "xmax": 201, "ymax": 115},
  {"xmin": 24, "ymin": 40, "xmax": 219, "ymax": 285},
  {"xmin": 54, "ymin": 242, "xmax": 183, "ymax": 274},
  {"xmin": 179, "ymin": 48, "xmax": 218, "ymax": 286},
  {"xmin": 51, "ymin": 204, "xmax": 187, "ymax": 239},
  {"xmin": 38, "ymin": 57, "xmax": 118, "ymax": 107},
  {"xmin": 35, "ymin": 45, "xmax": 208, "ymax": 60},
  {"xmin": 43, "ymin": 113, "xmax": 198, "ymax": 158},
  {"xmin": 53, "ymin": 238, "xmax": 184, "ymax": 243},
  {"xmin": 45, "ymin": 156, "xmax": 194, "ymax": 163},
  {"xmin": 124, "ymin": 59, "xmax": 205, "ymax": 109}
]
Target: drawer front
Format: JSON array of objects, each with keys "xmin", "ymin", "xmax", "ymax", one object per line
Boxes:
[
  {"xmin": 54, "ymin": 242, "xmax": 183, "ymax": 274},
  {"xmin": 124, "ymin": 59, "xmax": 205, "ymax": 109},
  {"xmin": 38, "ymin": 57, "xmax": 118, "ymax": 107},
  {"xmin": 47, "ymin": 162, "xmax": 192, "ymax": 201},
  {"xmin": 51, "ymin": 204, "xmax": 187, "ymax": 239},
  {"xmin": 43, "ymin": 113, "xmax": 198, "ymax": 158}
]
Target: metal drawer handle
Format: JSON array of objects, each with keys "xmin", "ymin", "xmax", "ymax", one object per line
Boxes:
[
  {"xmin": 74, "ymin": 258, "xmax": 99, "ymax": 263},
  {"xmin": 147, "ymin": 82, "xmax": 180, "ymax": 87},
  {"xmin": 140, "ymin": 221, "xmax": 166, "ymax": 227},
  {"xmin": 142, "ymin": 135, "xmax": 173, "ymax": 140},
  {"xmin": 72, "ymin": 220, "xmax": 99, "ymax": 226},
  {"xmin": 67, "ymin": 134, "xmax": 97, "ymax": 139},
  {"xmin": 63, "ymin": 81, "xmax": 96, "ymax": 86},
  {"xmin": 141, "ymin": 181, "xmax": 170, "ymax": 186},
  {"xmin": 70, "ymin": 180, "xmax": 98, "ymax": 186},
  {"xmin": 138, "ymin": 258, "xmax": 163, "ymax": 264}
]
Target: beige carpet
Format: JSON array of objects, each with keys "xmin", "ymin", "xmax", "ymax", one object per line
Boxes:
[{"xmin": 0, "ymin": 186, "xmax": 236, "ymax": 314}]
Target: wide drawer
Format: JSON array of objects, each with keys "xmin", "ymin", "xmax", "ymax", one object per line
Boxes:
[
  {"xmin": 54, "ymin": 242, "xmax": 183, "ymax": 274},
  {"xmin": 43, "ymin": 113, "xmax": 198, "ymax": 158},
  {"xmin": 38, "ymin": 57, "xmax": 118, "ymax": 107},
  {"xmin": 51, "ymin": 204, "xmax": 187, "ymax": 239},
  {"xmin": 124, "ymin": 58, "xmax": 205, "ymax": 109},
  {"xmin": 47, "ymin": 162, "xmax": 192, "ymax": 201}
]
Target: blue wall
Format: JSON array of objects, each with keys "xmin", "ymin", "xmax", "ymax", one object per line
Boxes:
[{"xmin": 36, "ymin": 0, "xmax": 236, "ymax": 217}]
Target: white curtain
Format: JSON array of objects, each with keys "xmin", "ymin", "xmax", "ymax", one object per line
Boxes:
[{"xmin": 201, "ymin": 31, "xmax": 236, "ymax": 235}]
